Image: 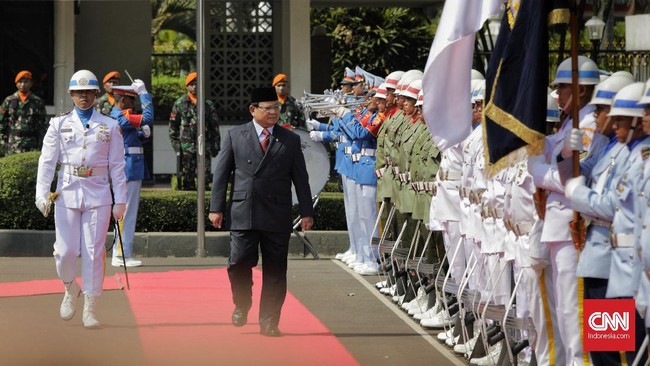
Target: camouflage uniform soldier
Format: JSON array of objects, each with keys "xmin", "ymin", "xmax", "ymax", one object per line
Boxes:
[
  {"xmin": 273, "ymin": 73, "xmax": 306, "ymax": 129},
  {"xmin": 0, "ymin": 70, "xmax": 47, "ymax": 157},
  {"xmin": 96, "ymin": 71, "xmax": 121, "ymax": 116},
  {"xmin": 169, "ymin": 72, "xmax": 221, "ymax": 191}
]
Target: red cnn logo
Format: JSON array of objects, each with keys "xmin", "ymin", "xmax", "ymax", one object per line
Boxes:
[{"xmin": 583, "ymin": 299, "xmax": 635, "ymax": 351}]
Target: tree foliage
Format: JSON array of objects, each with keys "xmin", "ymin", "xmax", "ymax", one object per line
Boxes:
[{"xmin": 311, "ymin": 7, "xmax": 439, "ymax": 87}]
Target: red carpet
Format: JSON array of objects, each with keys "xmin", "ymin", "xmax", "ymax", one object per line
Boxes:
[
  {"xmin": 123, "ymin": 268, "xmax": 359, "ymax": 366},
  {"xmin": 0, "ymin": 268, "xmax": 357, "ymax": 365},
  {"xmin": 0, "ymin": 275, "xmax": 121, "ymax": 297}
]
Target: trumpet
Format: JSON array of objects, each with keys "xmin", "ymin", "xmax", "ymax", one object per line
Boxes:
[{"xmin": 302, "ymin": 97, "xmax": 365, "ymax": 118}]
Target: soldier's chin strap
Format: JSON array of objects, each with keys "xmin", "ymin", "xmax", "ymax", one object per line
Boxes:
[{"xmin": 625, "ymin": 117, "xmax": 639, "ymax": 144}]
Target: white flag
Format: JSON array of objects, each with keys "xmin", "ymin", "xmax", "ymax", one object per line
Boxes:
[{"xmin": 423, "ymin": 0, "xmax": 501, "ymax": 150}]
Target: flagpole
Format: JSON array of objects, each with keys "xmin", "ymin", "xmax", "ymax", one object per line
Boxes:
[{"xmin": 569, "ymin": 0, "xmax": 585, "ymax": 248}]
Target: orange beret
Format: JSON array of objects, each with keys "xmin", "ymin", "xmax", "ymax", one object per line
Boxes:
[
  {"xmin": 15, "ymin": 70, "xmax": 32, "ymax": 83},
  {"xmin": 103, "ymin": 71, "xmax": 121, "ymax": 84},
  {"xmin": 185, "ymin": 72, "xmax": 197, "ymax": 86},
  {"xmin": 272, "ymin": 73, "xmax": 287, "ymax": 86}
]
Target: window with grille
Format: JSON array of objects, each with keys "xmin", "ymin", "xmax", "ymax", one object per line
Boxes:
[{"xmin": 208, "ymin": 1, "xmax": 274, "ymax": 124}]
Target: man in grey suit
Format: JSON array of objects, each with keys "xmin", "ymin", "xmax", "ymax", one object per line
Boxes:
[{"xmin": 209, "ymin": 87, "xmax": 314, "ymax": 337}]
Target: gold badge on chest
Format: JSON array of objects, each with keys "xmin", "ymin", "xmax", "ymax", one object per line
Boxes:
[{"xmin": 96, "ymin": 123, "xmax": 111, "ymax": 143}]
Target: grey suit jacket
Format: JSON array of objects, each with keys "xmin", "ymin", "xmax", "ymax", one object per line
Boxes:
[{"xmin": 209, "ymin": 122, "xmax": 313, "ymax": 233}]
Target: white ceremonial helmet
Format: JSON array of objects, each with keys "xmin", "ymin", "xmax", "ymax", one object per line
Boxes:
[
  {"xmin": 609, "ymin": 82, "xmax": 646, "ymax": 118},
  {"xmin": 395, "ymin": 70, "xmax": 423, "ymax": 96},
  {"xmin": 639, "ymin": 78, "xmax": 650, "ymax": 105},
  {"xmin": 471, "ymin": 79, "xmax": 486, "ymax": 103},
  {"xmin": 552, "ymin": 55, "xmax": 600, "ymax": 86},
  {"xmin": 375, "ymin": 83, "xmax": 388, "ymax": 99},
  {"xmin": 69, "ymin": 70, "xmax": 100, "ymax": 91},
  {"xmin": 471, "ymin": 69, "xmax": 485, "ymax": 81},
  {"xmin": 402, "ymin": 79, "xmax": 422, "ymax": 100},
  {"xmin": 384, "ymin": 71, "xmax": 405, "ymax": 90},
  {"xmin": 415, "ymin": 90, "xmax": 424, "ymax": 107},
  {"xmin": 547, "ymin": 93, "xmax": 560, "ymax": 123},
  {"xmin": 589, "ymin": 74, "xmax": 635, "ymax": 106}
]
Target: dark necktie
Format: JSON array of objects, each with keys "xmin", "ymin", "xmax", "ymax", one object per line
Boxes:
[{"xmin": 260, "ymin": 128, "xmax": 270, "ymax": 153}]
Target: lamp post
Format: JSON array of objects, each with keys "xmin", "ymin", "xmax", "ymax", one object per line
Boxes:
[{"xmin": 585, "ymin": 15, "xmax": 606, "ymax": 62}]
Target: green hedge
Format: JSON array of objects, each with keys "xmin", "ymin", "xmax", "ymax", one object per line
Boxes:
[
  {"xmin": 151, "ymin": 75, "xmax": 186, "ymax": 121},
  {"xmin": 0, "ymin": 152, "xmax": 346, "ymax": 231}
]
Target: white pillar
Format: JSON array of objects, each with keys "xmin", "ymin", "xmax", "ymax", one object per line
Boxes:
[
  {"xmin": 285, "ymin": 0, "xmax": 311, "ymax": 94},
  {"xmin": 53, "ymin": 0, "xmax": 75, "ymax": 112}
]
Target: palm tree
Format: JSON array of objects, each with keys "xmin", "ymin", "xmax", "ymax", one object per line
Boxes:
[{"xmin": 151, "ymin": 0, "xmax": 196, "ymax": 42}]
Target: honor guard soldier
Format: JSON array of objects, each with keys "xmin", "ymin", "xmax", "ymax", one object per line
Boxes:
[
  {"xmin": 96, "ymin": 71, "xmax": 121, "ymax": 116},
  {"xmin": 0, "ymin": 70, "xmax": 47, "ymax": 157},
  {"xmin": 345, "ymin": 85, "xmax": 384, "ymax": 275},
  {"xmin": 561, "ymin": 73, "xmax": 633, "ymax": 364},
  {"xmin": 35, "ymin": 70, "xmax": 127, "ymax": 328},
  {"xmin": 528, "ymin": 56, "xmax": 606, "ymax": 365},
  {"xmin": 110, "ymin": 81, "xmax": 154, "ymax": 268},
  {"xmin": 273, "ymin": 73, "xmax": 306, "ymax": 130},
  {"xmin": 169, "ymin": 72, "xmax": 221, "ymax": 190},
  {"xmin": 340, "ymin": 67, "xmax": 356, "ymax": 95},
  {"xmin": 566, "ymin": 82, "xmax": 649, "ymax": 364}
]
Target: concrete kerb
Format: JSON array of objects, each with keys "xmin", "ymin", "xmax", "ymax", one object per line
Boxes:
[{"xmin": 0, "ymin": 230, "xmax": 349, "ymax": 258}]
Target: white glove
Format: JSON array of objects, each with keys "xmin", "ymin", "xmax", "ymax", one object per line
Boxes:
[
  {"xmin": 141, "ymin": 125, "xmax": 151, "ymax": 138},
  {"xmin": 564, "ymin": 175, "xmax": 586, "ymax": 199},
  {"xmin": 309, "ymin": 131, "xmax": 323, "ymax": 142},
  {"xmin": 131, "ymin": 79, "xmax": 148, "ymax": 95},
  {"xmin": 334, "ymin": 107, "xmax": 351, "ymax": 118},
  {"xmin": 561, "ymin": 128, "xmax": 584, "ymax": 158},
  {"xmin": 306, "ymin": 119, "xmax": 320, "ymax": 131},
  {"xmin": 113, "ymin": 203, "xmax": 126, "ymax": 221},
  {"xmin": 35, "ymin": 196, "xmax": 48, "ymax": 217}
]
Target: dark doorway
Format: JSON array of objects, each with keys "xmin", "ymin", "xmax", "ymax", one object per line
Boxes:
[{"xmin": 0, "ymin": 1, "xmax": 54, "ymax": 106}]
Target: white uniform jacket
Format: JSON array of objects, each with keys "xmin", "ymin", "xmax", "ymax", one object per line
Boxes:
[
  {"xmin": 571, "ymin": 141, "xmax": 629, "ymax": 279},
  {"xmin": 528, "ymin": 105, "xmax": 606, "ymax": 242},
  {"xmin": 36, "ymin": 109, "xmax": 127, "ymax": 208},
  {"xmin": 607, "ymin": 137, "xmax": 650, "ymax": 298}
]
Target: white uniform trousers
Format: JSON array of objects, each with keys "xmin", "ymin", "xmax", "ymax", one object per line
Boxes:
[
  {"xmin": 442, "ymin": 221, "xmax": 465, "ymax": 284},
  {"xmin": 464, "ymin": 237, "xmax": 480, "ymax": 291},
  {"xmin": 54, "ymin": 203, "xmax": 111, "ymax": 297},
  {"xmin": 486, "ymin": 254, "xmax": 511, "ymax": 306},
  {"xmin": 341, "ymin": 175, "xmax": 359, "ymax": 256},
  {"xmin": 355, "ymin": 184, "xmax": 377, "ymax": 266},
  {"xmin": 114, "ymin": 180, "xmax": 142, "ymax": 259},
  {"xmin": 549, "ymin": 240, "xmax": 582, "ymax": 366}
]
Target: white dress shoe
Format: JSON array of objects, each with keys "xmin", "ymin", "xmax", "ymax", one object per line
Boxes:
[
  {"xmin": 353, "ymin": 263, "xmax": 367, "ymax": 271},
  {"xmin": 375, "ymin": 280, "xmax": 388, "ymax": 289},
  {"xmin": 437, "ymin": 327, "xmax": 454, "ymax": 341},
  {"xmin": 421, "ymin": 311, "xmax": 456, "ymax": 329},
  {"xmin": 60, "ymin": 280, "xmax": 81, "ymax": 321},
  {"xmin": 414, "ymin": 303, "xmax": 440, "ymax": 320},
  {"xmin": 335, "ymin": 250, "xmax": 352, "ymax": 260},
  {"xmin": 83, "ymin": 294, "xmax": 100, "ymax": 329},
  {"xmin": 454, "ymin": 335, "xmax": 478, "ymax": 354},
  {"xmin": 357, "ymin": 266, "xmax": 379, "ymax": 276},
  {"xmin": 446, "ymin": 335, "xmax": 459, "ymax": 347},
  {"xmin": 470, "ymin": 343, "xmax": 502, "ymax": 365},
  {"xmin": 112, "ymin": 257, "xmax": 142, "ymax": 267}
]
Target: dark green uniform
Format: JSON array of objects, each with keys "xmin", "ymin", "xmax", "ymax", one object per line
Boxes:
[
  {"xmin": 0, "ymin": 92, "xmax": 47, "ymax": 157},
  {"xmin": 278, "ymin": 95, "xmax": 306, "ymax": 129},
  {"xmin": 169, "ymin": 94, "xmax": 221, "ymax": 190},
  {"xmin": 96, "ymin": 94, "xmax": 113, "ymax": 116}
]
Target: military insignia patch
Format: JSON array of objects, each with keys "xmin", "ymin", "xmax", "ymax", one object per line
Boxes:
[
  {"xmin": 97, "ymin": 124, "xmax": 110, "ymax": 143},
  {"xmin": 642, "ymin": 147, "xmax": 650, "ymax": 161}
]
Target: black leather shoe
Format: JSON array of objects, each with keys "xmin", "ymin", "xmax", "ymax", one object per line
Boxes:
[
  {"xmin": 259, "ymin": 325, "xmax": 282, "ymax": 337},
  {"xmin": 232, "ymin": 307, "xmax": 248, "ymax": 327}
]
